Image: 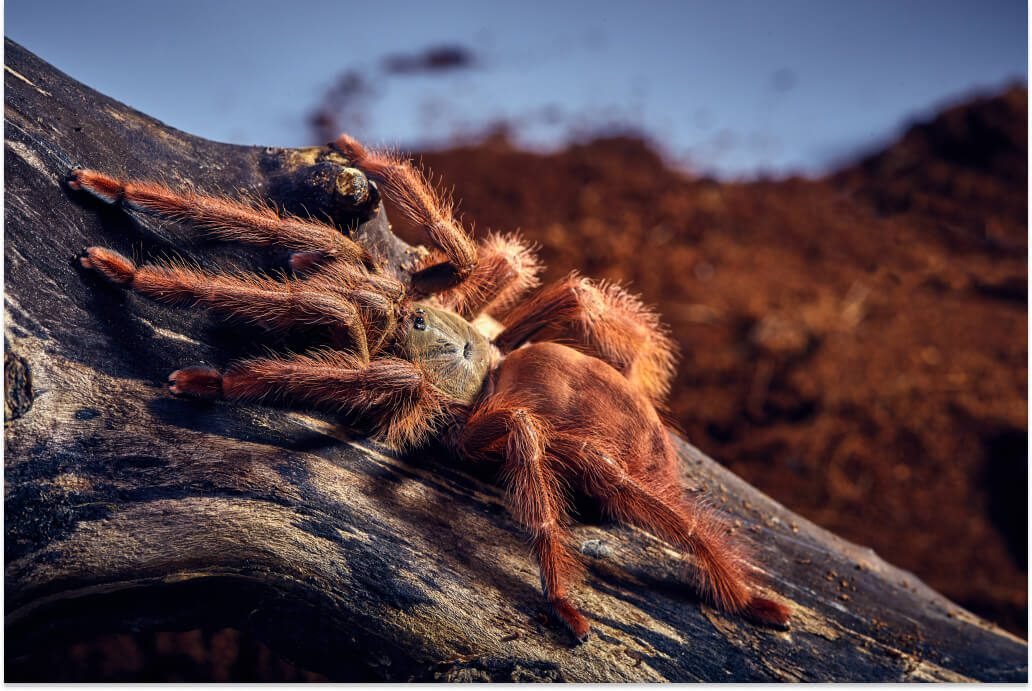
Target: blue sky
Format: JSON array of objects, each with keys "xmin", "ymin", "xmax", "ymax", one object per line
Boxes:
[{"xmin": 6, "ymin": 0, "xmax": 1027, "ymax": 177}]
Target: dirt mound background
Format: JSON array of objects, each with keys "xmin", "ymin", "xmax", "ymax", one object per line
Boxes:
[{"xmin": 404, "ymin": 86, "xmax": 1027, "ymax": 636}]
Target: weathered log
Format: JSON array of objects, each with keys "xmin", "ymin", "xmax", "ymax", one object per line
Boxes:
[{"xmin": 4, "ymin": 39, "xmax": 1026, "ymax": 682}]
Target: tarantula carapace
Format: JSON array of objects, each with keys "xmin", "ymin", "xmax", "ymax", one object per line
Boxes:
[{"xmin": 69, "ymin": 133, "xmax": 789, "ymax": 641}]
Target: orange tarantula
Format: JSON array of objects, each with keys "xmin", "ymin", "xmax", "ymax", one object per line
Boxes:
[{"xmin": 69, "ymin": 133, "xmax": 789, "ymax": 641}]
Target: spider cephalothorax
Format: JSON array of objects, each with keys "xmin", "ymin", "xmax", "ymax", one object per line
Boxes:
[
  {"xmin": 399, "ymin": 305, "xmax": 497, "ymax": 404},
  {"xmin": 69, "ymin": 133, "xmax": 790, "ymax": 641}
]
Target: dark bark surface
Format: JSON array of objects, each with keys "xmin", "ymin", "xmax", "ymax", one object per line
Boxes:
[{"xmin": 4, "ymin": 39, "xmax": 1026, "ymax": 681}]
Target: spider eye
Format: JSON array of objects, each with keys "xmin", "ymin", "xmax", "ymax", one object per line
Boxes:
[{"xmin": 413, "ymin": 315, "xmax": 427, "ymax": 331}]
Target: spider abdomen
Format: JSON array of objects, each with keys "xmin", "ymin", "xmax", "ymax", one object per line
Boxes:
[{"xmin": 487, "ymin": 342, "xmax": 678, "ymax": 487}]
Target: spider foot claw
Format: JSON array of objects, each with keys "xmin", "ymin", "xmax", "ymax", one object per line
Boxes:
[
  {"xmin": 168, "ymin": 367, "xmax": 223, "ymax": 399},
  {"xmin": 550, "ymin": 598, "xmax": 591, "ymax": 644},
  {"xmin": 66, "ymin": 166, "xmax": 84, "ymax": 190},
  {"xmin": 743, "ymin": 596, "xmax": 791, "ymax": 630},
  {"xmin": 79, "ymin": 246, "xmax": 136, "ymax": 285},
  {"xmin": 65, "ymin": 168, "xmax": 123, "ymax": 203}
]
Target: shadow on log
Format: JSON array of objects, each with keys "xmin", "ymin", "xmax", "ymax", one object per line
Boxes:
[{"xmin": 4, "ymin": 39, "xmax": 1027, "ymax": 681}]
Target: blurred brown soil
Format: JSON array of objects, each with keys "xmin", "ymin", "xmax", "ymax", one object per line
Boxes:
[{"xmin": 407, "ymin": 86, "xmax": 1027, "ymax": 636}]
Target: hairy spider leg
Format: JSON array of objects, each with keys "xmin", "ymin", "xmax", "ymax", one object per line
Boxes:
[
  {"xmin": 334, "ymin": 136, "xmax": 546, "ymax": 318},
  {"xmin": 458, "ymin": 401, "xmax": 591, "ymax": 641},
  {"xmin": 70, "ymin": 164, "xmax": 414, "ymax": 356},
  {"xmin": 306, "ymin": 260, "xmax": 408, "ymax": 355},
  {"xmin": 494, "ymin": 274, "xmax": 678, "ymax": 404},
  {"xmin": 68, "ymin": 168, "xmax": 369, "ymax": 266},
  {"xmin": 170, "ymin": 351, "xmax": 447, "ymax": 450},
  {"xmin": 81, "ymin": 247, "xmax": 373, "ymax": 362},
  {"xmin": 471, "ymin": 341, "xmax": 791, "ymax": 634},
  {"xmin": 333, "ymin": 134, "xmax": 480, "ymax": 296},
  {"xmin": 565, "ymin": 440, "xmax": 791, "ymax": 628},
  {"xmin": 433, "ymin": 232, "xmax": 543, "ymax": 319}
]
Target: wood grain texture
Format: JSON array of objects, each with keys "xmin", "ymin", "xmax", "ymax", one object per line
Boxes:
[{"xmin": 4, "ymin": 39, "xmax": 1026, "ymax": 681}]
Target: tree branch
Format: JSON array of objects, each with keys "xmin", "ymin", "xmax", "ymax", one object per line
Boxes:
[{"xmin": 4, "ymin": 39, "xmax": 1026, "ymax": 681}]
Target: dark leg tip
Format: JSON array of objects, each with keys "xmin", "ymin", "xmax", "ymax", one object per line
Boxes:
[
  {"xmin": 168, "ymin": 367, "xmax": 223, "ymax": 399},
  {"xmin": 77, "ymin": 247, "xmax": 97, "ymax": 270},
  {"xmin": 550, "ymin": 597, "xmax": 592, "ymax": 644},
  {"xmin": 743, "ymin": 596, "xmax": 792, "ymax": 631},
  {"xmin": 572, "ymin": 627, "xmax": 592, "ymax": 645},
  {"xmin": 66, "ymin": 167, "xmax": 84, "ymax": 190}
]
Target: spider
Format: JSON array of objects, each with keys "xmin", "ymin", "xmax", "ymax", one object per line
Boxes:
[{"xmin": 68, "ymin": 133, "xmax": 790, "ymax": 641}]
